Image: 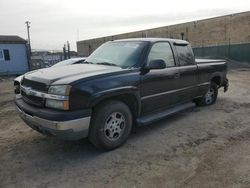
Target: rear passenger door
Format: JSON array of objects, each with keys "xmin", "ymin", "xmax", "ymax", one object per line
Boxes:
[
  {"xmin": 140, "ymin": 42, "xmax": 182, "ymax": 115},
  {"xmin": 174, "ymin": 44, "xmax": 199, "ymax": 101}
]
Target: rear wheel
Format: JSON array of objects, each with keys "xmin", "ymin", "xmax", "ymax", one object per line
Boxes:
[
  {"xmin": 196, "ymin": 82, "xmax": 218, "ymax": 106},
  {"xmin": 88, "ymin": 100, "xmax": 132, "ymax": 150}
]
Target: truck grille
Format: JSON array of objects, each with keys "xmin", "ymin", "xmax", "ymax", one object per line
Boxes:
[
  {"xmin": 22, "ymin": 78, "xmax": 47, "ymax": 92},
  {"xmin": 21, "ymin": 78, "xmax": 47, "ymax": 107},
  {"xmin": 21, "ymin": 90, "xmax": 45, "ymax": 107}
]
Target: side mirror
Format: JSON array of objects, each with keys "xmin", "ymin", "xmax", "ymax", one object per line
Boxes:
[{"xmin": 148, "ymin": 59, "xmax": 166, "ymax": 69}]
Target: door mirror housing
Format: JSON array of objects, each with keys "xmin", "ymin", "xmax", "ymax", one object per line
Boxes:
[{"xmin": 148, "ymin": 59, "xmax": 166, "ymax": 69}]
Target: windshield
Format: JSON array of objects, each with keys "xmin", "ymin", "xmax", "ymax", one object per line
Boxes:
[
  {"xmin": 52, "ymin": 58, "xmax": 84, "ymax": 67},
  {"xmin": 85, "ymin": 41, "xmax": 147, "ymax": 68}
]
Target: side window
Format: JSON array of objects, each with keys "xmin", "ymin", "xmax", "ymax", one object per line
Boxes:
[
  {"xmin": 148, "ymin": 42, "xmax": 175, "ymax": 67},
  {"xmin": 175, "ymin": 45, "xmax": 194, "ymax": 66},
  {"xmin": 3, "ymin": 49, "xmax": 10, "ymax": 61},
  {"xmin": 0, "ymin": 50, "xmax": 4, "ymax": 61},
  {"xmin": 0, "ymin": 50, "xmax": 10, "ymax": 61}
]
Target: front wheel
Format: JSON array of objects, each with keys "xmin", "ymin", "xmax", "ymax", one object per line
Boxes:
[
  {"xmin": 88, "ymin": 100, "xmax": 132, "ymax": 150},
  {"xmin": 195, "ymin": 82, "xmax": 218, "ymax": 106}
]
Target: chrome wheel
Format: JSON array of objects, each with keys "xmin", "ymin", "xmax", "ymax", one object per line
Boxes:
[
  {"xmin": 104, "ymin": 112, "xmax": 126, "ymax": 141},
  {"xmin": 205, "ymin": 87, "xmax": 215, "ymax": 104}
]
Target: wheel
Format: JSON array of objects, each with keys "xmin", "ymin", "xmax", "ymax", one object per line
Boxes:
[
  {"xmin": 195, "ymin": 82, "xmax": 218, "ymax": 106},
  {"xmin": 88, "ymin": 100, "xmax": 133, "ymax": 150}
]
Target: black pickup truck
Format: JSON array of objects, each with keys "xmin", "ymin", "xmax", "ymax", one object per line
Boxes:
[{"xmin": 15, "ymin": 38, "xmax": 228, "ymax": 150}]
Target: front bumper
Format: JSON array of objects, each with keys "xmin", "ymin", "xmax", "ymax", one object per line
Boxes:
[{"xmin": 16, "ymin": 96, "xmax": 91, "ymax": 140}]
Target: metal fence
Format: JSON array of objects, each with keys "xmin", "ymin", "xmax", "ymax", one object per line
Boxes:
[{"xmin": 193, "ymin": 43, "xmax": 250, "ymax": 62}]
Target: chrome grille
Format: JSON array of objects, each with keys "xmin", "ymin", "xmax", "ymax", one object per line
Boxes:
[{"xmin": 21, "ymin": 78, "xmax": 47, "ymax": 107}]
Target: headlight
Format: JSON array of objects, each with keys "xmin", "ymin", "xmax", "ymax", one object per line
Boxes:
[
  {"xmin": 46, "ymin": 85, "xmax": 71, "ymax": 110},
  {"xmin": 48, "ymin": 85, "xmax": 71, "ymax": 95},
  {"xmin": 45, "ymin": 99, "xmax": 69, "ymax": 110}
]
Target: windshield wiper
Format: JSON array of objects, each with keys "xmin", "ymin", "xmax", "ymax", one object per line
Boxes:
[{"xmin": 96, "ymin": 62, "xmax": 118, "ymax": 66}]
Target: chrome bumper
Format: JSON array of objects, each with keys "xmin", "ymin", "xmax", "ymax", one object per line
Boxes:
[{"xmin": 16, "ymin": 105, "xmax": 91, "ymax": 140}]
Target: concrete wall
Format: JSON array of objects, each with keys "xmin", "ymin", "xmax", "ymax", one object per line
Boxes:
[
  {"xmin": 0, "ymin": 43, "xmax": 29, "ymax": 75},
  {"xmin": 77, "ymin": 11, "xmax": 250, "ymax": 62}
]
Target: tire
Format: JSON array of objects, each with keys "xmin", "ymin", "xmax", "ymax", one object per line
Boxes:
[
  {"xmin": 195, "ymin": 82, "xmax": 218, "ymax": 106},
  {"xmin": 88, "ymin": 100, "xmax": 133, "ymax": 150}
]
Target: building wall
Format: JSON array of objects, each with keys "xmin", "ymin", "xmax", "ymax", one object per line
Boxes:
[
  {"xmin": 0, "ymin": 43, "xmax": 29, "ymax": 75},
  {"xmin": 77, "ymin": 11, "xmax": 250, "ymax": 62}
]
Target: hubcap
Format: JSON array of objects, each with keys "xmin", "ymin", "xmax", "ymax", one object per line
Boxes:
[
  {"xmin": 104, "ymin": 112, "xmax": 126, "ymax": 141},
  {"xmin": 205, "ymin": 87, "xmax": 215, "ymax": 104}
]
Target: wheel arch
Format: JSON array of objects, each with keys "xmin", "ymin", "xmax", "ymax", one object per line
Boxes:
[
  {"xmin": 210, "ymin": 73, "xmax": 222, "ymax": 86},
  {"xmin": 90, "ymin": 90, "xmax": 141, "ymax": 119}
]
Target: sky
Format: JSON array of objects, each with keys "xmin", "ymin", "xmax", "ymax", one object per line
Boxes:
[{"xmin": 0, "ymin": 0, "xmax": 249, "ymax": 51}]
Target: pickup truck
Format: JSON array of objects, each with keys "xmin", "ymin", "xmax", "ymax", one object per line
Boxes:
[{"xmin": 15, "ymin": 38, "xmax": 228, "ymax": 150}]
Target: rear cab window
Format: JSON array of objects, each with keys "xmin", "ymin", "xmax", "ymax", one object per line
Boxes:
[{"xmin": 175, "ymin": 44, "xmax": 195, "ymax": 66}]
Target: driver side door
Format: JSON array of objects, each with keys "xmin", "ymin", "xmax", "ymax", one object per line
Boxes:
[{"xmin": 140, "ymin": 42, "xmax": 181, "ymax": 115}]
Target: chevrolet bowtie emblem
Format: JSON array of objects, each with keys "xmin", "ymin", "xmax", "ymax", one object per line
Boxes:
[{"xmin": 24, "ymin": 87, "xmax": 33, "ymax": 95}]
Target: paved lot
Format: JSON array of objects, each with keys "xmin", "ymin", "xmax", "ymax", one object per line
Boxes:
[{"xmin": 0, "ymin": 64, "xmax": 250, "ymax": 188}]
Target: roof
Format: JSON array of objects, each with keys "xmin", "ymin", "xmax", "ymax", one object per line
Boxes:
[
  {"xmin": 114, "ymin": 38, "xmax": 189, "ymax": 45},
  {"xmin": 0, "ymin": 35, "xmax": 27, "ymax": 44}
]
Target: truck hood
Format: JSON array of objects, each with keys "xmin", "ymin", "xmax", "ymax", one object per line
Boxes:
[{"xmin": 23, "ymin": 64, "xmax": 125, "ymax": 85}]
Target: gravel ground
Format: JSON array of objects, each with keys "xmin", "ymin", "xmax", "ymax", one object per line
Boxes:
[{"xmin": 0, "ymin": 65, "xmax": 250, "ymax": 188}]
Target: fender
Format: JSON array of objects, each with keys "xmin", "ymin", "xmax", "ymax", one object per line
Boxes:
[
  {"xmin": 89, "ymin": 86, "xmax": 142, "ymax": 116},
  {"xmin": 210, "ymin": 72, "xmax": 223, "ymax": 85}
]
